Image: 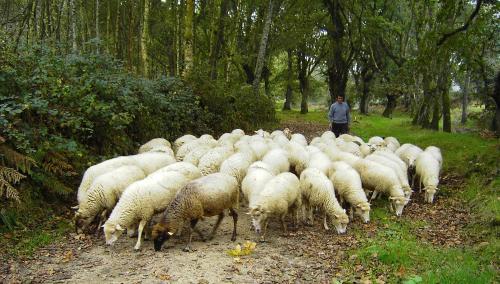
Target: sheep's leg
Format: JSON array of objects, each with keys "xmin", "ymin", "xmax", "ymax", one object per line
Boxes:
[
  {"xmin": 370, "ymin": 190, "xmax": 378, "ymax": 201},
  {"xmin": 183, "ymin": 219, "xmax": 199, "ymax": 252},
  {"xmin": 323, "ymin": 214, "xmax": 330, "ymax": 231},
  {"xmin": 133, "ymin": 219, "xmax": 147, "ymax": 251},
  {"xmin": 95, "ymin": 210, "xmax": 107, "ymax": 236},
  {"xmin": 280, "ymin": 214, "xmax": 288, "ymax": 235},
  {"xmin": 260, "ymin": 219, "xmax": 269, "ymax": 242},
  {"xmin": 230, "ymin": 208, "xmax": 238, "ymax": 241},
  {"xmin": 208, "ymin": 212, "xmax": 224, "ymax": 240},
  {"xmin": 349, "ymin": 207, "xmax": 354, "ymax": 221}
]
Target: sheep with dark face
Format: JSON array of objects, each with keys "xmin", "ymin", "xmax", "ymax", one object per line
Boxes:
[{"xmin": 151, "ymin": 173, "xmax": 239, "ymax": 252}]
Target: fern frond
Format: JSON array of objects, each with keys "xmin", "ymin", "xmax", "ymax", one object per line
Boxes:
[
  {"xmin": 0, "ymin": 166, "xmax": 26, "ymax": 184},
  {"xmin": 33, "ymin": 172, "xmax": 73, "ymax": 196},
  {"xmin": 0, "ymin": 177, "xmax": 20, "ymax": 203},
  {"xmin": 42, "ymin": 151, "xmax": 77, "ymax": 176},
  {"xmin": 0, "ymin": 144, "xmax": 37, "ymax": 173}
]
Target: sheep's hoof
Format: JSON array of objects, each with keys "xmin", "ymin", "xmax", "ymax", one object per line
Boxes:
[
  {"xmin": 231, "ymin": 236, "xmax": 236, "ymax": 242},
  {"xmin": 134, "ymin": 245, "xmax": 141, "ymax": 251},
  {"xmin": 182, "ymin": 246, "xmax": 192, "ymax": 252}
]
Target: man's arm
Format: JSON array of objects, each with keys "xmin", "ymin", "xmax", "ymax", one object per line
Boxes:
[
  {"xmin": 346, "ymin": 104, "xmax": 350, "ymax": 123},
  {"xmin": 328, "ymin": 104, "xmax": 335, "ymax": 122}
]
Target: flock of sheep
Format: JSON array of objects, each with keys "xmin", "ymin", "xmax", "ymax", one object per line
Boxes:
[{"xmin": 73, "ymin": 129, "xmax": 442, "ymax": 252}]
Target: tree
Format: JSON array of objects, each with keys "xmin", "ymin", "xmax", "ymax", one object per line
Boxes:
[{"xmin": 253, "ymin": 0, "xmax": 274, "ymax": 95}]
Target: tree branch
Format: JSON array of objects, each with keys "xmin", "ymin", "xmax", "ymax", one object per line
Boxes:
[{"xmin": 437, "ymin": 0, "xmax": 482, "ymax": 46}]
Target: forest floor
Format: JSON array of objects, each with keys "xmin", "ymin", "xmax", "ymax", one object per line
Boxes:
[{"xmin": 1, "ymin": 119, "xmax": 495, "ymax": 283}]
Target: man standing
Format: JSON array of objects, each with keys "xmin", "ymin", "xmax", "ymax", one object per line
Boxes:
[{"xmin": 328, "ymin": 96, "xmax": 350, "ymax": 137}]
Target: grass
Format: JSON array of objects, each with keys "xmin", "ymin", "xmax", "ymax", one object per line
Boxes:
[{"xmin": 279, "ymin": 108, "xmax": 499, "ymax": 283}]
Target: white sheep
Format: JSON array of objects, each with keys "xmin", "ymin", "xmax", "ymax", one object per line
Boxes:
[
  {"xmin": 75, "ymin": 165, "xmax": 147, "ymax": 231},
  {"xmin": 152, "ymin": 162, "xmax": 202, "ymax": 181},
  {"xmin": 138, "ymin": 138, "xmax": 172, "ymax": 153},
  {"xmin": 231, "ymin": 129, "xmax": 245, "ymax": 136},
  {"xmin": 249, "ymin": 172, "xmax": 301, "ymax": 241},
  {"xmin": 328, "ymin": 162, "xmax": 370, "ymax": 223},
  {"xmin": 261, "ymin": 149, "xmax": 290, "ymax": 174},
  {"xmin": 306, "ymin": 150, "xmax": 333, "ymax": 175},
  {"xmin": 290, "ymin": 133, "xmax": 308, "ymax": 147},
  {"xmin": 337, "ymin": 141, "xmax": 362, "ymax": 156},
  {"xmin": 352, "ymin": 159, "xmax": 408, "ymax": 216},
  {"xmin": 248, "ymin": 139, "xmax": 270, "ymax": 160},
  {"xmin": 103, "ymin": 170, "xmax": 199, "ymax": 250},
  {"xmin": 395, "ymin": 143, "xmax": 423, "ymax": 168},
  {"xmin": 368, "ymin": 136, "xmax": 385, "ymax": 146},
  {"xmin": 384, "ymin": 137, "xmax": 400, "ymax": 149},
  {"xmin": 151, "ymin": 173, "xmax": 239, "ymax": 251},
  {"xmin": 299, "ymin": 168, "xmax": 349, "ymax": 233},
  {"xmin": 372, "ymin": 149, "xmax": 408, "ymax": 173},
  {"xmin": 174, "ymin": 134, "xmax": 197, "ymax": 150},
  {"xmin": 320, "ymin": 131, "xmax": 337, "ymax": 143},
  {"xmin": 366, "ymin": 154, "xmax": 413, "ymax": 202},
  {"xmin": 131, "ymin": 152, "xmax": 177, "ymax": 175},
  {"xmin": 270, "ymin": 130, "xmax": 285, "ymax": 138},
  {"xmin": 359, "ymin": 142, "xmax": 376, "ymax": 158},
  {"xmin": 198, "ymin": 146, "xmax": 234, "ymax": 176},
  {"xmin": 338, "ymin": 134, "xmax": 364, "ymax": 145},
  {"xmin": 415, "ymin": 152, "xmax": 441, "ymax": 203},
  {"xmin": 272, "ymin": 135, "xmax": 290, "ymax": 148},
  {"xmin": 322, "ymin": 147, "xmax": 360, "ymax": 167},
  {"xmin": 242, "ymin": 163, "xmax": 275, "ymax": 205},
  {"xmin": 425, "ymin": 146, "xmax": 442, "ymax": 168},
  {"xmin": 254, "ymin": 129, "xmax": 271, "ymax": 138},
  {"xmin": 284, "ymin": 141, "xmax": 310, "ymax": 175},
  {"xmin": 219, "ymin": 152, "xmax": 255, "ymax": 184},
  {"xmin": 182, "ymin": 145, "xmax": 213, "ymax": 166},
  {"xmin": 175, "ymin": 137, "xmax": 218, "ymax": 161}
]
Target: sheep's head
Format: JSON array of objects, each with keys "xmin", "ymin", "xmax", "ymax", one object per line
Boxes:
[
  {"xmin": 402, "ymin": 186, "xmax": 413, "ymax": 204},
  {"xmin": 249, "ymin": 206, "xmax": 268, "ymax": 235},
  {"xmin": 103, "ymin": 223, "xmax": 125, "ymax": 245},
  {"xmin": 283, "ymin": 128, "xmax": 292, "ymax": 140},
  {"xmin": 389, "ymin": 196, "xmax": 408, "ymax": 216},
  {"xmin": 423, "ymin": 186, "xmax": 437, "ymax": 203},
  {"xmin": 151, "ymin": 222, "xmax": 176, "ymax": 252},
  {"xmin": 354, "ymin": 202, "xmax": 371, "ymax": 223},
  {"xmin": 74, "ymin": 210, "xmax": 94, "ymax": 232},
  {"xmin": 330, "ymin": 209, "xmax": 349, "ymax": 234}
]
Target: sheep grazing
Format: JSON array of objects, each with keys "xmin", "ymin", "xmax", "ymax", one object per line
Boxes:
[
  {"xmin": 242, "ymin": 162, "xmax": 275, "ymax": 205},
  {"xmin": 138, "ymin": 138, "xmax": 172, "ymax": 154},
  {"xmin": 415, "ymin": 152, "xmax": 441, "ymax": 203},
  {"xmin": 261, "ymin": 149, "xmax": 290, "ymax": 174},
  {"xmin": 290, "ymin": 133, "xmax": 308, "ymax": 147},
  {"xmin": 248, "ymin": 138, "xmax": 270, "ymax": 160},
  {"xmin": 219, "ymin": 152, "xmax": 255, "ymax": 184},
  {"xmin": 337, "ymin": 141, "xmax": 362, "ymax": 157},
  {"xmin": 365, "ymin": 154, "xmax": 413, "ymax": 203},
  {"xmin": 328, "ymin": 162, "xmax": 370, "ymax": 223},
  {"xmin": 174, "ymin": 134, "xmax": 197, "ymax": 150},
  {"xmin": 368, "ymin": 136, "xmax": 385, "ymax": 146},
  {"xmin": 152, "ymin": 173, "xmax": 239, "ymax": 252},
  {"xmin": 198, "ymin": 146, "xmax": 234, "ymax": 176},
  {"xmin": 306, "ymin": 150, "xmax": 333, "ymax": 175},
  {"xmin": 254, "ymin": 129, "xmax": 271, "ymax": 138},
  {"xmin": 103, "ymin": 170, "xmax": 199, "ymax": 250},
  {"xmin": 182, "ymin": 145, "xmax": 213, "ymax": 166},
  {"xmin": 152, "ymin": 162, "xmax": 201, "ymax": 181},
  {"xmin": 383, "ymin": 136, "xmax": 400, "ymax": 152},
  {"xmin": 75, "ymin": 165, "xmax": 147, "ymax": 232},
  {"xmin": 175, "ymin": 137, "xmax": 219, "ymax": 161},
  {"xmin": 352, "ymin": 159, "xmax": 408, "ymax": 216},
  {"xmin": 299, "ymin": 168, "xmax": 349, "ymax": 233},
  {"xmin": 249, "ymin": 172, "xmax": 301, "ymax": 241},
  {"xmin": 395, "ymin": 143, "xmax": 423, "ymax": 168},
  {"xmin": 425, "ymin": 146, "xmax": 442, "ymax": 169}
]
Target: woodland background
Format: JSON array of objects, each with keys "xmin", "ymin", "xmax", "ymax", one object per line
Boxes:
[{"xmin": 0, "ymin": 0, "xmax": 498, "ymax": 243}]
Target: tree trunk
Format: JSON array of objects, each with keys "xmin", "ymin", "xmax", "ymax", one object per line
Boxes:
[
  {"xmin": 252, "ymin": 0, "xmax": 274, "ymax": 95},
  {"xmin": 491, "ymin": 71, "xmax": 500, "ymax": 136},
  {"xmin": 461, "ymin": 72, "xmax": 470, "ymax": 124},
  {"xmin": 70, "ymin": 0, "xmax": 77, "ymax": 52},
  {"xmin": 360, "ymin": 70, "xmax": 373, "ymax": 115},
  {"xmin": 183, "ymin": 0, "xmax": 194, "ymax": 78},
  {"xmin": 382, "ymin": 95, "xmax": 397, "ymax": 118},
  {"xmin": 324, "ymin": 0, "xmax": 349, "ymax": 104},
  {"xmin": 440, "ymin": 63, "xmax": 452, "ymax": 132},
  {"xmin": 95, "ymin": 0, "xmax": 99, "ymax": 54},
  {"xmin": 283, "ymin": 49, "xmax": 293, "ymax": 111},
  {"xmin": 141, "ymin": 0, "xmax": 150, "ymax": 77},
  {"xmin": 299, "ymin": 74, "xmax": 309, "ymax": 114},
  {"xmin": 209, "ymin": 0, "xmax": 229, "ymax": 80},
  {"xmin": 430, "ymin": 98, "xmax": 440, "ymax": 130}
]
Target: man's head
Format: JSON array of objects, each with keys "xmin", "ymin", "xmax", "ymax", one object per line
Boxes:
[{"xmin": 336, "ymin": 96, "xmax": 344, "ymax": 104}]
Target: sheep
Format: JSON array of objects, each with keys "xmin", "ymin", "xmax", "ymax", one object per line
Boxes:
[
  {"xmin": 273, "ymin": 135, "xmax": 290, "ymax": 148},
  {"xmin": 395, "ymin": 143, "xmax": 423, "ymax": 168},
  {"xmin": 328, "ymin": 162, "xmax": 370, "ymax": 223},
  {"xmin": 372, "ymin": 149, "xmax": 407, "ymax": 173},
  {"xmin": 183, "ymin": 145, "xmax": 213, "ymax": 166},
  {"xmin": 152, "ymin": 162, "xmax": 202, "ymax": 181},
  {"xmin": 218, "ymin": 133, "xmax": 241, "ymax": 147},
  {"xmin": 270, "ymin": 130, "xmax": 285, "ymax": 138},
  {"xmin": 103, "ymin": 170, "xmax": 199, "ymax": 250},
  {"xmin": 249, "ymin": 172, "xmax": 301, "ymax": 241},
  {"xmin": 248, "ymin": 139, "xmax": 270, "ymax": 160},
  {"xmin": 131, "ymin": 152, "xmax": 177, "ymax": 175},
  {"xmin": 365, "ymin": 154, "xmax": 413, "ymax": 202},
  {"xmin": 415, "ymin": 152, "xmax": 441, "ymax": 203},
  {"xmin": 383, "ymin": 136, "xmax": 400, "ymax": 152},
  {"xmin": 198, "ymin": 146, "xmax": 234, "ymax": 176},
  {"xmin": 359, "ymin": 143, "xmax": 376, "ymax": 157},
  {"xmin": 352, "ymin": 159, "xmax": 408, "ymax": 216},
  {"xmin": 338, "ymin": 134, "xmax": 364, "ymax": 145},
  {"xmin": 306, "ymin": 150, "xmax": 333, "ymax": 175},
  {"xmin": 219, "ymin": 152, "xmax": 255, "ymax": 184},
  {"xmin": 337, "ymin": 141, "xmax": 362, "ymax": 156},
  {"xmin": 310, "ymin": 137, "xmax": 323, "ymax": 146},
  {"xmin": 254, "ymin": 129, "xmax": 271, "ymax": 138},
  {"xmin": 290, "ymin": 133, "xmax": 308, "ymax": 147},
  {"xmin": 138, "ymin": 138, "xmax": 172, "ymax": 154},
  {"xmin": 242, "ymin": 163, "xmax": 275, "ymax": 205},
  {"xmin": 320, "ymin": 131, "xmax": 337, "ymax": 143},
  {"xmin": 299, "ymin": 168, "xmax": 349, "ymax": 233},
  {"xmin": 285, "ymin": 142, "xmax": 310, "ymax": 175},
  {"xmin": 175, "ymin": 138, "xmax": 218, "ymax": 161},
  {"xmin": 75, "ymin": 165, "xmax": 147, "ymax": 232},
  {"xmin": 151, "ymin": 173, "xmax": 239, "ymax": 251},
  {"xmin": 174, "ymin": 134, "xmax": 197, "ymax": 150},
  {"xmin": 425, "ymin": 146, "xmax": 442, "ymax": 169},
  {"xmin": 261, "ymin": 149, "xmax": 290, "ymax": 174},
  {"xmin": 231, "ymin": 129, "xmax": 245, "ymax": 136},
  {"xmin": 322, "ymin": 147, "xmax": 360, "ymax": 167},
  {"xmin": 368, "ymin": 136, "xmax": 385, "ymax": 146}
]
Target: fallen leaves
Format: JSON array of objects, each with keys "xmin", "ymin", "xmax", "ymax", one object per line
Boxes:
[{"xmin": 227, "ymin": 241, "xmax": 257, "ymax": 257}]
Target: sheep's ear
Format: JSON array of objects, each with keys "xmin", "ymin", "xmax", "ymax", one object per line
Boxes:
[
  {"xmin": 71, "ymin": 205, "xmax": 79, "ymax": 210},
  {"xmin": 116, "ymin": 224, "xmax": 124, "ymax": 231},
  {"xmin": 352, "ymin": 141, "xmax": 361, "ymax": 146},
  {"xmin": 167, "ymin": 231, "xmax": 174, "ymax": 236},
  {"xmin": 356, "ymin": 203, "xmax": 362, "ymax": 208},
  {"xmin": 389, "ymin": 197, "xmax": 395, "ymax": 200},
  {"xmin": 101, "ymin": 224, "xmax": 106, "ymax": 228},
  {"xmin": 334, "ymin": 214, "xmax": 340, "ymax": 218}
]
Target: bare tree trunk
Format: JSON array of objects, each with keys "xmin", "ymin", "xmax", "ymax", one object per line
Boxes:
[
  {"xmin": 209, "ymin": 0, "xmax": 229, "ymax": 80},
  {"xmin": 491, "ymin": 71, "xmax": 500, "ymax": 136},
  {"xmin": 141, "ymin": 0, "xmax": 150, "ymax": 77},
  {"xmin": 382, "ymin": 95, "xmax": 397, "ymax": 118},
  {"xmin": 70, "ymin": 0, "xmax": 77, "ymax": 52},
  {"xmin": 283, "ymin": 49, "xmax": 293, "ymax": 110},
  {"xmin": 461, "ymin": 72, "xmax": 470, "ymax": 124},
  {"xmin": 183, "ymin": 0, "xmax": 194, "ymax": 78},
  {"xmin": 95, "ymin": 0, "xmax": 99, "ymax": 54},
  {"xmin": 430, "ymin": 98, "xmax": 440, "ymax": 130},
  {"xmin": 252, "ymin": 0, "xmax": 274, "ymax": 95}
]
